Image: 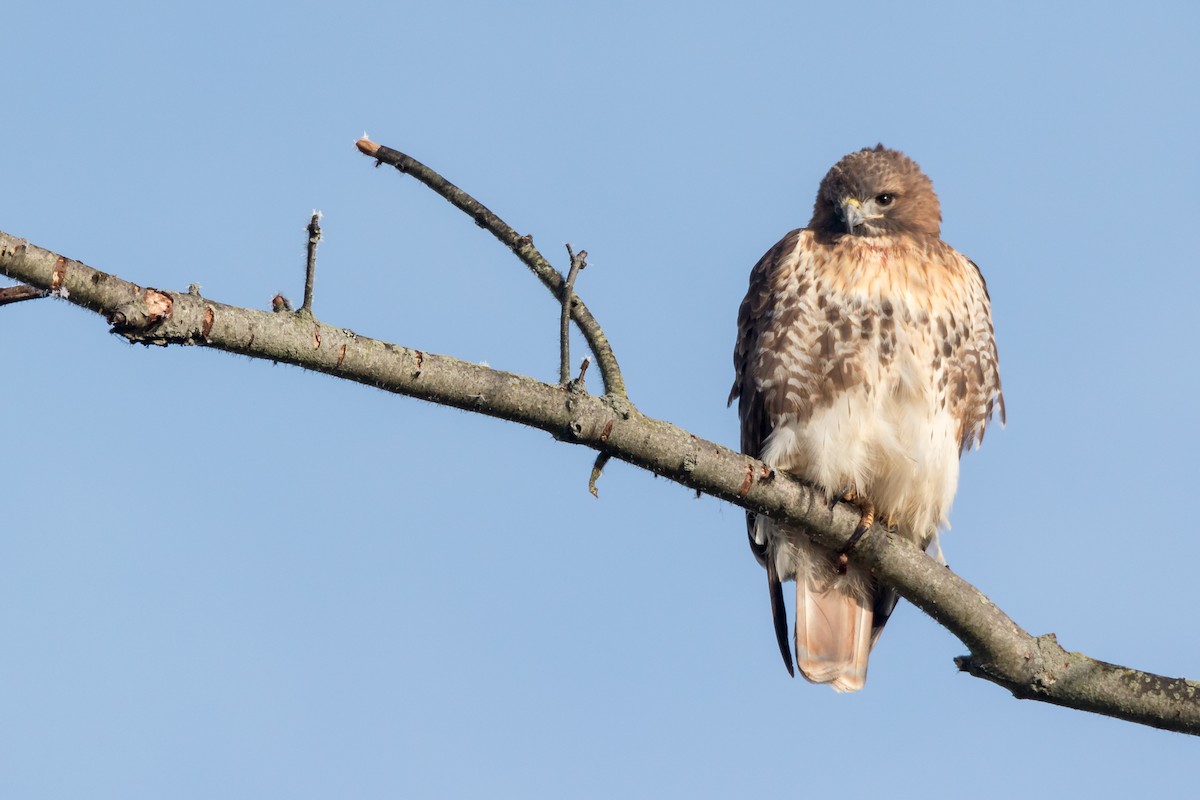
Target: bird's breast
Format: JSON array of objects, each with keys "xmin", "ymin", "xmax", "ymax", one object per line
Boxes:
[{"xmin": 755, "ymin": 233, "xmax": 972, "ymax": 535}]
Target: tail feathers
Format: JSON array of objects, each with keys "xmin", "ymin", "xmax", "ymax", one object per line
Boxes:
[
  {"xmin": 766, "ymin": 557, "xmax": 795, "ymax": 677},
  {"xmin": 794, "ymin": 579, "xmax": 874, "ymax": 693}
]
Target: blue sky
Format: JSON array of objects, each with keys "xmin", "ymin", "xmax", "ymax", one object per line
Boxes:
[{"xmin": 3, "ymin": 1, "xmax": 1198, "ymax": 796}]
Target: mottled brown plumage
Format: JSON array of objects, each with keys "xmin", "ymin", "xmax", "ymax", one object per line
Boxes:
[{"xmin": 730, "ymin": 145, "xmax": 1003, "ymax": 691}]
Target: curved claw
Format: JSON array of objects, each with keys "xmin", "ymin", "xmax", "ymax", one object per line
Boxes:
[
  {"xmin": 835, "ymin": 500, "xmax": 876, "ymax": 574},
  {"xmin": 827, "ymin": 484, "xmax": 858, "ymax": 511}
]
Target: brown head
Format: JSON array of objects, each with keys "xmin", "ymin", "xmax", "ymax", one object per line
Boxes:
[{"xmin": 808, "ymin": 145, "xmax": 942, "ymax": 238}]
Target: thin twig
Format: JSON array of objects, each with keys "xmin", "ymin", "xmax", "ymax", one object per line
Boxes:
[
  {"xmin": 0, "ymin": 284, "xmax": 46, "ymax": 306},
  {"xmin": 302, "ymin": 211, "xmax": 321, "ymax": 314},
  {"xmin": 559, "ymin": 244, "xmax": 587, "ymax": 384},
  {"xmin": 588, "ymin": 453, "xmax": 610, "ymax": 498},
  {"xmin": 355, "ymin": 137, "xmax": 626, "ymax": 399}
]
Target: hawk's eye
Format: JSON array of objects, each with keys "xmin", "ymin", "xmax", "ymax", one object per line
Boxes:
[{"xmin": 875, "ymin": 193, "xmax": 895, "ymax": 207}]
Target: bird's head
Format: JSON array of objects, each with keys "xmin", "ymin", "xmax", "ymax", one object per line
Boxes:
[{"xmin": 809, "ymin": 144, "xmax": 942, "ymax": 238}]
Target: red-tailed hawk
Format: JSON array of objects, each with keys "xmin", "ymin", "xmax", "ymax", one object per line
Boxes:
[{"xmin": 729, "ymin": 145, "xmax": 1004, "ymax": 691}]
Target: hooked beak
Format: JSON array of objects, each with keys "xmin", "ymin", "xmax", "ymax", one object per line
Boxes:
[{"xmin": 840, "ymin": 197, "xmax": 867, "ymax": 234}]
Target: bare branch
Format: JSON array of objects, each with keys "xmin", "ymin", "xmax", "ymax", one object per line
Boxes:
[
  {"xmin": 559, "ymin": 244, "xmax": 587, "ymax": 384},
  {"xmin": 0, "ymin": 283, "xmax": 46, "ymax": 306},
  {"xmin": 355, "ymin": 137, "xmax": 626, "ymax": 398},
  {"xmin": 588, "ymin": 452, "xmax": 610, "ymax": 498},
  {"xmin": 3, "ymin": 227, "xmax": 1196, "ymax": 735},
  {"xmin": 302, "ymin": 211, "xmax": 321, "ymax": 314}
]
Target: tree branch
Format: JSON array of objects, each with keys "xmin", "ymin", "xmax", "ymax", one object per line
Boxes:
[
  {"xmin": 0, "ymin": 283, "xmax": 46, "ymax": 306},
  {"xmin": 3, "ymin": 159, "xmax": 1197, "ymax": 736},
  {"xmin": 355, "ymin": 137, "xmax": 626, "ymax": 399},
  {"xmin": 302, "ymin": 211, "xmax": 321, "ymax": 314},
  {"xmin": 559, "ymin": 244, "xmax": 587, "ymax": 385}
]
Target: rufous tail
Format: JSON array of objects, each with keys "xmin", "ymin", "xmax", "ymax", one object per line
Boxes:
[{"xmin": 794, "ymin": 570, "xmax": 874, "ymax": 693}]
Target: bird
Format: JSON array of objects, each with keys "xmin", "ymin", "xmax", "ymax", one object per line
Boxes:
[{"xmin": 728, "ymin": 145, "xmax": 1004, "ymax": 692}]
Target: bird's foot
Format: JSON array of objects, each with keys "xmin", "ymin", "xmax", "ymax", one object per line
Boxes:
[
  {"xmin": 826, "ymin": 484, "xmax": 859, "ymax": 511},
  {"xmin": 834, "ymin": 497, "xmax": 876, "ymax": 574}
]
